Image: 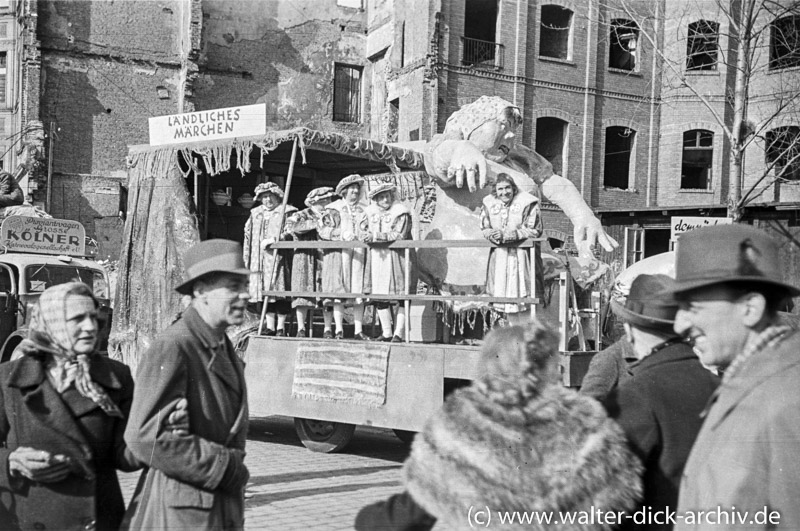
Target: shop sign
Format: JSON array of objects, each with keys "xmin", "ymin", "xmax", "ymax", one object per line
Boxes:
[
  {"xmin": 149, "ymin": 103, "xmax": 267, "ymax": 146},
  {"xmin": 671, "ymin": 216, "xmax": 732, "ymax": 240},
  {"xmin": 0, "ymin": 216, "xmax": 86, "ymax": 256}
]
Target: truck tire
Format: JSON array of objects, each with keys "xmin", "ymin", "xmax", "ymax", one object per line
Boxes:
[{"xmin": 294, "ymin": 418, "xmax": 355, "ymax": 453}]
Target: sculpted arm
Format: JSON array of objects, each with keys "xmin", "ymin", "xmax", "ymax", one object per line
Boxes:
[{"xmin": 539, "ymin": 174, "xmax": 618, "ymax": 256}]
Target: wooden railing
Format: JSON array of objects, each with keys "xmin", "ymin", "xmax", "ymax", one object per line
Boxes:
[{"xmin": 259, "ymin": 238, "xmax": 542, "ymax": 341}]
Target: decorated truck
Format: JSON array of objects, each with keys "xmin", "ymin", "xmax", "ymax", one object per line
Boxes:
[
  {"xmin": 113, "ymin": 98, "xmax": 615, "ymax": 453},
  {"xmin": 0, "ymin": 215, "xmax": 112, "ymax": 361}
]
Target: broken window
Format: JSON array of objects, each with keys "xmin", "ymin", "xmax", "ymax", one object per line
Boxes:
[
  {"xmin": 604, "ymin": 126, "xmax": 635, "ymax": 189},
  {"xmin": 681, "ymin": 129, "xmax": 713, "ymax": 189},
  {"xmin": 766, "ymin": 126, "xmax": 800, "ymax": 181},
  {"xmin": 333, "ymin": 63, "xmax": 362, "ymax": 123},
  {"xmin": 387, "ymin": 98, "xmax": 399, "ymax": 143},
  {"xmin": 686, "ymin": 20, "xmax": 719, "ymax": 71},
  {"xmin": 535, "ymin": 117, "xmax": 568, "ymax": 176},
  {"xmin": 609, "ymin": 19, "xmax": 638, "ymax": 71},
  {"xmin": 770, "ymin": 15, "xmax": 800, "ymax": 70},
  {"xmin": 540, "ymin": 5, "xmax": 573, "ymax": 60},
  {"xmin": 462, "ymin": 0, "xmax": 503, "ymax": 69}
]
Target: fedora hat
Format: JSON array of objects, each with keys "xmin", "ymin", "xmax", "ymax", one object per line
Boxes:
[
  {"xmin": 665, "ymin": 224, "xmax": 800, "ymax": 296},
  {"xmin": 611, "ymin": 274, "xmax": 679, "ymax": 332},
  {"xmin": 175, "ymin": 239, "xmax": 252, "ymax": 295}
]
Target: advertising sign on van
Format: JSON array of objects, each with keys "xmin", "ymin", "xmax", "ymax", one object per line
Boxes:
[{"xmin": 0, "ymin": 216, "xmax": 86, "ymax": 256}]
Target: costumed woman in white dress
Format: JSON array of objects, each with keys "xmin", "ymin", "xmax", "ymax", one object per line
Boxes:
[
  {"xmin": 480, "ymin": 173, "xmax": 542, "ymax": 325},
  {"xmin": 242, "ymin": 182, "xmax": 297, "ymax": 336},
  {"xmin": 362, "ymin": 182, "xmax": 413, "ymax": 342},
  {"xmin": 319, "ymin": 174, "xmax": 369, "ymax": 340}
]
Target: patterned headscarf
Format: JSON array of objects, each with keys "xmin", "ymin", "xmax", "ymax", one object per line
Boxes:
[{"xmin": 20, "ymin": 282, "xmax": 123, "ymax": 418}]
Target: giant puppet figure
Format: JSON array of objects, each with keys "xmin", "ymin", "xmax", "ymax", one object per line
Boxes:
[{"xmin": 414, "ymin": 96, "xmax": 617, "ymax": 298}]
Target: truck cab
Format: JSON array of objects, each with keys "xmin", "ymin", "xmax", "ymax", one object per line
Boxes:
[{"xmin": 0, "ymin": 216, "xmax": 111, "ymax": 361}]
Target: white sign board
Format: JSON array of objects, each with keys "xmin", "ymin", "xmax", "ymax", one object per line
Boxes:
[
  {"xmin": 1, "ymin": 216, "xmax": 86, "ymax": 256},
  {"xmin": 149, "ymin": 103, "xmax": 267, "ymax": 146},
  {"xmin": 671, "ymin": 216, "xmax": 732, "ymax": 240}
]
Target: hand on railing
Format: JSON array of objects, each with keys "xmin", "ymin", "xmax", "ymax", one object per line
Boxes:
[
  {"xmin": 484, "ymin": 229, "xmax": 502, "ymax": 245},
  {"xmin": 260, "ymin": 237, "xmax": 276, "ymax": 250}
]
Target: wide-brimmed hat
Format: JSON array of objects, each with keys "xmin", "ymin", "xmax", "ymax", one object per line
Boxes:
[
  {"xmin": 304, "ymin": 186, "xmax": 337, "ymax": 207},
  {"xmin": 254, "ymin": 182, "xmax": 284, "ymax": 201},
  {"xmin": 335, "ymin": 174, "xmax": 365, "ymax": 196},
  {"xmin": 611, "ymin": 274, "xmax": 679, "ymax": 333},
  {"xmin": 175, "ymin": 239, "xmax": 252, "ymax": 295},
  {"xmin": 368, "ymin": 182, "xmax": 396, "ymax": 199},
  {"xmin": 664, "ymin": 224, "xmax": 800, "ymax": 296}
]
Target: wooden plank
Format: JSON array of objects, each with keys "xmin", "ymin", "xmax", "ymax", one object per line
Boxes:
[
  {"xmin": 267, "ymin": 238, "xmax": 544, "ymax": 249},
  {"xmin": 262, "ymin": 290, "xmax": 540, "ymax": 305}
]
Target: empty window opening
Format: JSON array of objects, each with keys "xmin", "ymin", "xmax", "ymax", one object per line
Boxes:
[
  {"xmin": 766, "ymin": 126, "xmax": 800, "ymax": 181},
  {"xmin": 686, "ymin": 20, "xmax": 719, "ymax": 71},
  {"xmin": 770, "ymin": 15, "xmax": 800, "ymax": 70},
  {"xmin": 540, "ymin": 5, "xmax": 573, "ymax": 60},
  {"xmin": 604, "ymin": 126, "xmax": 635, "ymax": 189},
  {"xmin": 462, "ymin": 0, "xmax": 500, "ymax": 68},
  {"xmin": 536, "ymin": 117, "xmax": 568, "ymax": 176},
  {"xmin": 609, "ymin": 19, "xmax": 638, "ymax": 71},
  {"xmin": 387, "ymin": 98, "xmax": 399, "ymax": 143},
  {"xmin": 333, "ymin": 63, "xmax": 362, "ymax": 123},
  {"xmin": 681, "ymin": 129, "xmax": 713, "ymax": 189}
]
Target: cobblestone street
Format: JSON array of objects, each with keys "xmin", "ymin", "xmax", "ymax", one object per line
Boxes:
[{"xmin": 120, "ymin": 416, "xmax": 409, "ymax": 530}]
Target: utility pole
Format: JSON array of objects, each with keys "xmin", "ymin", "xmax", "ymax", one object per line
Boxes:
[{"xmin": 45, "ymin": 121, "xmax": 54, "ymax": 213}]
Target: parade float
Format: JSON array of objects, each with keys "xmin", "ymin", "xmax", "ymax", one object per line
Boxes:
[{"xmin": 113, "ymin": 98, "xmax": 615, "ymax": 452}]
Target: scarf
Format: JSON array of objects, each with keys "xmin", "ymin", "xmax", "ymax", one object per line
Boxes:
[
  {"xmin": 20, "ymin": 282, "xmax": 123, "ymax": 418},
  {"xmin": 722, "ymin": 323, "xmax": 793, "ymax": 385}
]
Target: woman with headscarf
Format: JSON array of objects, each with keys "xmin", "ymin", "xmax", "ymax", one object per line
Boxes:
[
  {"xmin": 0, "ymin": 283, "xmax": 140, "ymax": 531},
  {"xmin": 356, "ymin": 322, "xmax": 643, "ymax": 530},
  {"xmin": 319, "ymin": 174, "xmax": 370, "ymax": 340},
  {"xmin": 481, "ymin": 173, "xmax": 542, "ymax": 322},
  {"xmin": 243, "ymin": 182, "xmax": 297, "ymax": 336}
]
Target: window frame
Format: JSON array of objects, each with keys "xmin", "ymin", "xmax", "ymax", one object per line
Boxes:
[
  {"xmin": 603, "ymin": 125, "xmax": 636, "ymax": 190},
  {"xmin": 765, "ymin": 126, "xmax": 800, "ymax": 181},
  {"xmin": 686, "ymin": 20, "xmax": 719, "ymax": 71},
  {"xmin": 332, "ymin": 63, "xmax": 363, "ymax": 124},
  {"xmin": 769, "ymin": 15, "xmax": 800, "ymax": 71},
  {"xmin": 609, "ymin": 19, "xmax": 639, "ymax": 72},
  {"xmin": 539, "ymin": 5, "xmax": 574, "ymax": 61},
  {"xmin": 680, "ymin": 129, "xmax": 714, "ymax": 190}
]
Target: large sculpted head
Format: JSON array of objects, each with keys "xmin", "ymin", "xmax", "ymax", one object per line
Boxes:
[{"xmin": 443, "ymin": 96, "xmax": 522, "ymax": 163}]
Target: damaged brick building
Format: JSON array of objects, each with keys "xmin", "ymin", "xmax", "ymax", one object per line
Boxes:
[{"xmin": 9, "ymin": 0, "xmax": 800, "ymax": 276}]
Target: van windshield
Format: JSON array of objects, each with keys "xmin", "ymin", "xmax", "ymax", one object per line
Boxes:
[{"xmin": 25, "ymin": 265, "xmax": 109, "ymax": 299}]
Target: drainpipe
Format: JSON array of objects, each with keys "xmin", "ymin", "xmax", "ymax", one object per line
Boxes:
[
  {"xmin": 579, "ymin": 0, "xmax": 594, "ymax": 198},
  {"xmin": 512, "ymin": 0, "xmax": 523, "ymax": 106},
  {"xmin": 645, "ymin": 1, "xmax": 660, "ymax": 207}
]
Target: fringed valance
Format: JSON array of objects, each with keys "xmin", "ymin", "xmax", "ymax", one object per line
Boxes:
[{"xmin": 127, "ymin": 127, "xmax": 426, "ymax": 179}]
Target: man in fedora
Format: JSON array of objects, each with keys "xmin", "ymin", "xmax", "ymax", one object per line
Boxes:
[
  {"xmin": 123, "ymin": 239, "xmax": 251, "ymax": 530},
  {"xmin": 667, "ymin": 224, "xmax": 800, "ymax": 531},
  {"xmin": 604, "ymin": 274, "xmax": 719, "ymax": 530}
]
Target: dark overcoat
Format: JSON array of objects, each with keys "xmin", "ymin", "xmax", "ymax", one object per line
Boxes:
[
  {"xmin": 0, "ymin": 354, "xmax": 139, "ymax": 531},
  {"xmin": 122, "ymin": 306, "xmax": 248, "ymax": 531},
  {"xmin": 604, "ymin": 341, "xmax": 720, "ymax": 530}
]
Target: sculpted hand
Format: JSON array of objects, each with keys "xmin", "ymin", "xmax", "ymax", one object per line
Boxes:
[
  {"xmin": 360, "ymin": 232, "xmax": 373, "ymax": 243},
  {"xmin": 431, "ymin": 140, "xmax": 488, "ymax": 192},
  {"xmin": 486, "ymin": 229, "xmax": 502, "ymax": 245},
  {"xmin": 9, "ymin": 447, "xmax": 72, "ymax": 483},
  {"xmin": 341, "ymin": 231, "xmax": 355, "ymax": 242},
  {"xmin": 260, "ymin": 237, "xmax": 276, "ymax": 250},
  {"xmin": 574, "ymin": 216, "xmax": 619, "ymax": 258}
]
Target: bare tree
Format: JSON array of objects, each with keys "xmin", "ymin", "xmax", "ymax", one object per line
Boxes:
[{"xmin": 596, "ymin": 0, "xmax": 800, "ymax": 220}]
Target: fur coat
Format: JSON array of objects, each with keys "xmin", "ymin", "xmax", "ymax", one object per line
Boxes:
[{"xmin": 404, "ymin": 369, "xmax": 643, "ymax": 530}]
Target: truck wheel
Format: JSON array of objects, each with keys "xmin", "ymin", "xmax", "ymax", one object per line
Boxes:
[
  {"xmin": 393, "ymin": 429, "xmax": 416, "ymax": 444},
  {"xmin": 294, "ymin": 418, "xmax": 355, "ymax": 453}
]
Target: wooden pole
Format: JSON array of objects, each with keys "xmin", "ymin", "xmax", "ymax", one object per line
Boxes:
[
  {"xmin": 257, "ymin": 136, "xmax": 299, "ymax": 336},
  {"xmin": 404, "ymin": 247, "xmax": 410, "ymax": 342}
]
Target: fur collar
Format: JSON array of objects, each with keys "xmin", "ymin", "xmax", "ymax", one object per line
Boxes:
[{"xmin": 404, "ymin": 383, "xmax": 643, "ymax": 530}]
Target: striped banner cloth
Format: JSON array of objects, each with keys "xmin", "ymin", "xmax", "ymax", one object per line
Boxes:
[{"xmin": 291, "ymin": 341, "xmax": 391, "ymax": 408}]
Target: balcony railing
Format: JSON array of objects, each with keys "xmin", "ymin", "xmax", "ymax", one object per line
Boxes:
[{"xmin": 460, "ymin": 36, "xmax": 504, "ymax": 71}]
